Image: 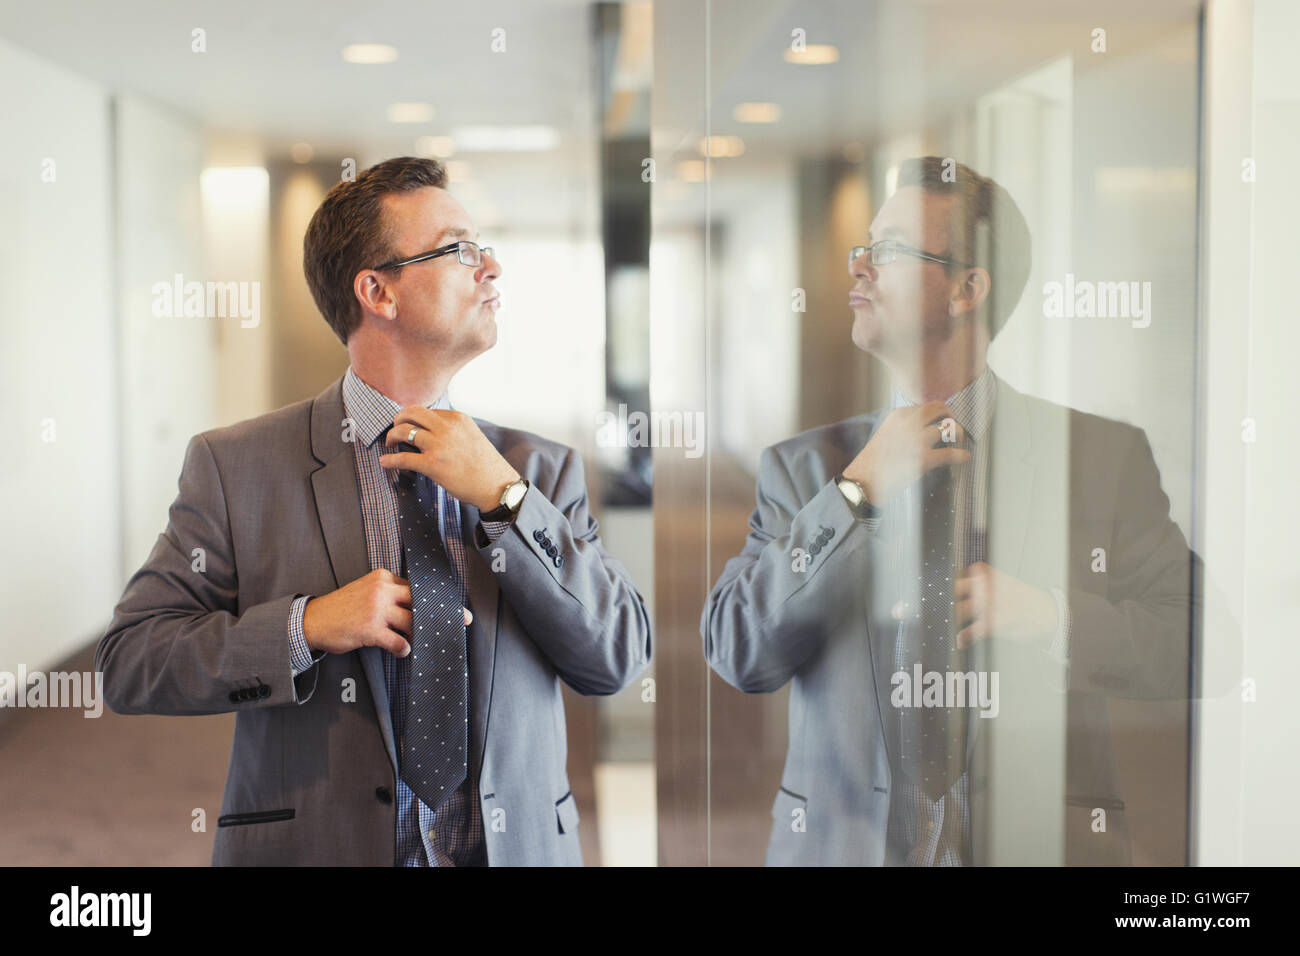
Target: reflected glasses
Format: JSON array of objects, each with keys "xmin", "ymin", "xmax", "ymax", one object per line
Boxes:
[
  {"xmin": 374, "ymin": 240, "xmax": 496, "ymax": 271},
  {"xmin": 849, "ymin": 240, "xmax": 972, "ymax": 269}
]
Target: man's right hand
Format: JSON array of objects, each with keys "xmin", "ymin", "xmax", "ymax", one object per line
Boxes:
[
  {"xmin": 302, "ymin": 568, "xmax": 472, "ymax": 658},
  {"xmin": 842, "ymin": 400, "xmax": 972, "ymax": 507}
]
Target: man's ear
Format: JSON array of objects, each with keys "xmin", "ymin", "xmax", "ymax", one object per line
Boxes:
[
  {"xmin": 355, "ymin": 269, "xmax": 398, "ymax": 321},
  {"xmin": 949, "ymin": 267, "xmax": 991, "ymax": 318}
]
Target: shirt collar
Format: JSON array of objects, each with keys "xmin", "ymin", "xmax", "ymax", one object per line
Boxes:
[
  {"xmin": 888, "ymin": 365, "xmax": 996, "ymax": 441},
  {"xmin": 342, "ymin": 365, "xmax": 453, "ymax": 447}
]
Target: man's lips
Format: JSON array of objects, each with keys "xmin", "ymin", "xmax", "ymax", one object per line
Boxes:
[{"xmin": 849, "ymin": 291, "xmax": 872, "ymax": 307}]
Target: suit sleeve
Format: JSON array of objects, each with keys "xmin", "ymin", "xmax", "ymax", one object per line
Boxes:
[
  {"xmin": 700, "ymin": 446, "xmax": 881, "ymax": 693},
  {"xmin": 95, "ymin": 434, "xmax": 321, "ymax": 715},
  {"xmin": 474, "ymin": 448, "xmax": 651, "ymax": 695},
  {"xmin": 1063, "ymin": 428, "xmax": 1232, "ymax": 699}
]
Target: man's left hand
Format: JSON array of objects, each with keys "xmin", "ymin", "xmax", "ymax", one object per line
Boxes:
[
  {"xmin": 380, "ymin": 407, "xmax": 521, "ymax": 512},
  {"xmin": 952, "ymin": 561, "xmax": 1057, "ymax": 650}
]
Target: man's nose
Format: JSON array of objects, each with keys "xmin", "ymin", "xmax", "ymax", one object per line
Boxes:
[
  {"xmin": 480, "ymin": 251, "xmax": 502, "ymax": 281},
  {"xmin": 848, "ymin": 248, "xmax": 875, "ymax": 281}
]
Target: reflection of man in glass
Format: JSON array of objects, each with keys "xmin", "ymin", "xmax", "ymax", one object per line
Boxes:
[{"xmin": 701, "ymin": 157, "xmax": 1213, "ymax": 865}]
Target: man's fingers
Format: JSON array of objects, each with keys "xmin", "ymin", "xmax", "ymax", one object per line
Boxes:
[
  {"xmin": 953, "ymin": 597, "xmax": 979, "ymax": 630},
  {"xmin": 464, "ymin": 607, "xmax": 473, "ymax": 626},
  {"xmin": 925, "ymin": 447, "xmax": 973, "ymax": 471},
  {"xmin": 386, "ymin": 604, "xmax": 413, "ymax": 637},
  {"xmin": 955, "ymin": 619, "xmax": 989, "ymax": 650},
  {"xmin": 377, "ymin": 450, "xmax": 421, "ymax": 471},
  {"xmin": 370, "ymin": 628, "xmax": 410, "ymax": 658}
]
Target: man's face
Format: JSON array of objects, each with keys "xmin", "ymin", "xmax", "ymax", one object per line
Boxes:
[
  {"xmin": 848, "ymin": 185, "xmax": 963, "ymax": 360},
  {"xmin": 375, "ymin": 186, "xmax": 501, "ymax": 359}
]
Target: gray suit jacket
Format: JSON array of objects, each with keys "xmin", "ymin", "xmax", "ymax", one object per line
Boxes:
[
  {"xmin": 702, "ymin": 375, "xmax": 1219, "ymax": 866},
  {"xmin": 96, "ymin": 374, "xmax": 651, "ymax": 866}
]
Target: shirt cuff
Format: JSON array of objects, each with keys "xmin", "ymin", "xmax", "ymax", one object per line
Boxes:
[
  {"xmin": 288, "ymin": 594, "xmax": 327, "ymax": 676},
  {"xmin": 480, "ymin": 519, "xmax": 513, "ymax": 543}
]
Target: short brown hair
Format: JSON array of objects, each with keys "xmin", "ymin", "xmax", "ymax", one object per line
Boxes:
[
  {"xmin": 303, "ymin": 156, "xmax": 448, "ymax": 344},
  {"xmin": 895, "ymin": 157, "xmax": 1031, "ymax": 339}
]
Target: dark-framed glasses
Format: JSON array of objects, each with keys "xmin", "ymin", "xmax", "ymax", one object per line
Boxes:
[
  {"xmin": 849, "ymin": 239, "xmax": 972, "ymax": 269},
  {"xmin": 374, "ymin": 240, "xmax": 496, "ymax": 271}
]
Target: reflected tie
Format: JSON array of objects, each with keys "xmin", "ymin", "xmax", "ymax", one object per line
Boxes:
[
  {"xmin": 897, "ymin": 464, "xmax": 970, "ymax": 801},
  {"xmin": 390, "ymin": 443, "xmax": 467, "ymax": 812}
]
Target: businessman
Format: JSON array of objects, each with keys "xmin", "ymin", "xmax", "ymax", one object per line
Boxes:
[
  {"xmin": 97, "ymin": 156, "xmax": 651, "ymax": 866},
  {"xmin": 701, "ymin": 157, "xmax": 1218, "ymax": 866}
]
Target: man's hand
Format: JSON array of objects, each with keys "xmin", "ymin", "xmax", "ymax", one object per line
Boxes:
[
  {"xmin": 953, "ymin": 562, "xmax": 1057, "ymax": 650},
  {"xmin": 379, "ymin": 407, "xmax": 520, "ymax": 512},
  {"xmin": 302, "ymin": 568, "xmax": 473, "ymax": 658},
  {"xmin": 842, "ymin": 401, "xmax": 972, "ymax": 507}
]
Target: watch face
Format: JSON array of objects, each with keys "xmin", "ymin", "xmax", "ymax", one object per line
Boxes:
[
  {"xmin": 504, "ymin": 480, "xmax": 527, "ymax": 510},
  {"xmin": 837, "ymin": 477, "xmax": 863, "ymax": 505}
]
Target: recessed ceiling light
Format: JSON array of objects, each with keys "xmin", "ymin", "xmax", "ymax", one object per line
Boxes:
[
  {"xmin": 416, "ymin": 135, "xmax": 456, "ymax": 158},
  {"xmin": 343, "ymin": 44, "xmax": 398, "ymax": 64},
  {"xmin": 698, "ymin": 135, "xmax": 744, "ymax": 158},
  {"xmin": 450, "ymin": 126, "xmax": 559, "ymax": 152},
  {"xmin": 290, "ymin": 142, "xmax": 314, "ymax": 163},
  {"xmin": 387, "ymin": 103, "xmax": 435, "ymax": 123},
  {"xmin": 784, "ymin": 44, "xmax": 839, "ymax": 65},
  {"xmin": 733, "ymin": 102, "xmax": 781, "ymax": 123}
]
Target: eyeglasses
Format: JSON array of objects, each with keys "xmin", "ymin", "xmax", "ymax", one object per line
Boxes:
[
  {"xmin": 849, "ymin": 240, "xmax": 972, "ymax": 269},
  {"xmin": 374, "ymin": 240, "xmax": 496, "ymax": 271}
]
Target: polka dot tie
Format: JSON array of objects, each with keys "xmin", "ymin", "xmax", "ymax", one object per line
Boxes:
[
  {"xmin": 391, "ymin": 447, "xmax": 467, "ymax": 813},
  {"xmin": 897, "ymin": 464, "xmax": 971, "ymax": 801}
]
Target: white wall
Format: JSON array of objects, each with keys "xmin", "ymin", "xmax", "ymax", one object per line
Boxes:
[
  {"xmin": 115, "ymin": 93, "xmax": 209, "ymax": 575},
  {"xmin": 0, "ymin": 37, "xmax": 117, "ymax": 672},
  {"xmin": 1196, "ymin": 0, "xmax": 1300, "ymax": 866}
]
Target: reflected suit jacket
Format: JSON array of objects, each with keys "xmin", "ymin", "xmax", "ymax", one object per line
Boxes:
[
  {"xmin": 96, "ymin": 373, "xmax": 651, "ymax": 866},
  {"xmin": 701, "ymin": 374, "xmax": 1222, "ymax": 866}
]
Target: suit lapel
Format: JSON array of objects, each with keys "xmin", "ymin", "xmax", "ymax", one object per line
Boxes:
[{"xmin": 308, "ymin": 374, "xmax": 399, "ymax": 773}]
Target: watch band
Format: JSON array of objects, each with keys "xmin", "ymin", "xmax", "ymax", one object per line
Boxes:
[
  {"xmin": 835, "ymin": 474, "xmax": 880, "ymax": 521},
  {"xmin": 481, "ymin": 478, "xmax": 528, "ymax": 520}
]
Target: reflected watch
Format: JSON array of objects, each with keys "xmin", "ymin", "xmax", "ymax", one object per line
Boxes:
[{"xmin": 835, "ymin": 473, "xmax": 881, "ymax": 522}]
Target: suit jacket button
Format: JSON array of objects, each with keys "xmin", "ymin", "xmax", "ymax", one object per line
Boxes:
[
  {"xmin": 553, "ymin": 555, "xmax": 563, "ymax": 568},
  {"xmin": 827, "ymin": 527, "xmax": 835, "ymax": 538},
  {"xmin": 228, "ymin": 691, "xmax": 241, "ymax": 703},
  {"xmin": 375, "ymin": 786, "xmax": 393, "ymax": 805},
  {"xmin": 258, "ymin": 685, "xmax": 271, "ymax": 698},
  {"xmin": 547, "ymin": 545, "xmax": 558, "ymax": 558},
  {"xmin": 809, "ymin": 543, "xmax": 821, "ymax": 556}
]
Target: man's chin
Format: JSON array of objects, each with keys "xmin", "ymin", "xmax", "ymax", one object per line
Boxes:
[{"xmin": 850, "ymin": 315, "xmax": 881, "ymax": 355}]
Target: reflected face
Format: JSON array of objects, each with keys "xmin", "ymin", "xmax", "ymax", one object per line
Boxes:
[
  {"xmin": 378, "ymin": 186, "xmax": 502, "ymax": 359},
  {"xmin": 848, "ymin": 185, "xmax": 961, "ymax": 360}
]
